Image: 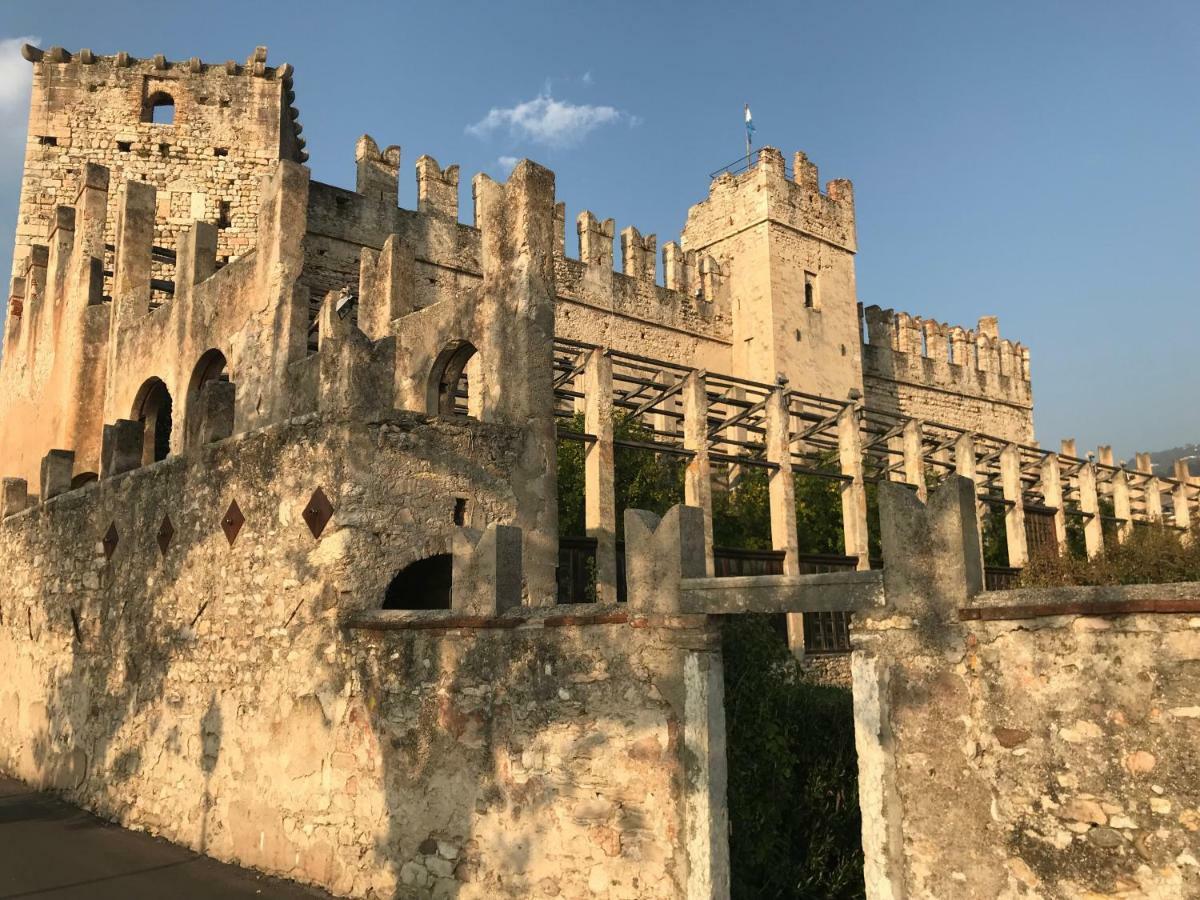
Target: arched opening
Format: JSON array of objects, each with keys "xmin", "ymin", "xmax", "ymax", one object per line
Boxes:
[
  {"xmin": 186, "ymin": 349, "xmax": 229, "ymax": 446},
  {"xmin": 132, "ymin": 377, "xmax": 173, "ymax": 464},
  {"xmin": 426, "ymin": 340, "xmax": 477, "ymax": 416},
  {"xmin": 382, "ymin": 555, "xmax": 453, "ymax": 610},
  {"xmin": 70, "ymin": 472, "xmax": 98, "ymax": 489},
  {"xmin": 143, "ymin": 91, "xmax": 175, "ymax": 125}
]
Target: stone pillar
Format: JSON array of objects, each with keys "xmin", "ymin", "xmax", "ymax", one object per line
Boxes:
[
  {"xmin": 357, "ymin": 234, "xmax": 414, "ymax": 341},
  {"xmin": 355, "ymin": 135, "xmax": 400, "ymax": 205},
  {"xmin": 70, "ymin": 163, "xmax": 109, "ymax": 305},
  {"xmin": 1000, "ymin": 443, "xmax": 1028, "ymax": 567},
  {"xmin": 683, "ymin": 371, "xmax": 715, "ymax": 577},
  {"xmin": 684, "ymin": 648, "xmax": 731, "ymax": 900},
  {"xmin": 837, "ymin": 405, "xmax": 870, "ymax": 570},
  {"xmin": 1109, "ymin": 458, "xmax": 1133, "ymax": 544},
  {"xmin": 620, "ymin": 226, "xmax": 656, "ymax": 282},
  {"xmin": 2, "ymin": 477, "xmax": 29, "ymax": 518},
  {"xmin": 1174, "ymin": 460, "xmax": 1193, "ymax": 536},
  {"xmin": 623, "ymin": 505, "xmax": 707, "ymax": 614},
  {"xmin": 584, "ymin": 348, "xmax": 618, "ymax": 604},
  {"xmin": 1040, "ymin": 452, "xmax": 1068, "ymax": 555},
  {"xmin": 39, "ymin": 449, "xmax": 75, "ymax": 501},
  {"xmin": 902, "ymin": 419, "xmax": 925, "ymax": 501},
  {"xmin": 766, "ymin": 388, "xmax": 803, "ymax": 655},
  {"xmin": 577, "ymin": 211, "xmax": 614, "ymax": 269},
  {"xmin": 474, "ymin": 162, "xmax": 558, "ymax": 605},
  {"xmin": 100, "ymin": 419, "xmax": 144, "ymax": 478},
  {"xmin": 451, "ymin": 524, "xmax": 523, "ymax": 615},
  {"xmin": 1076, "ymin": 459, "xmax": 1104, "ymax": 559},
  {"xmin": 174, "ymin": 220, "xmax": 217, "ymax": 303},
  {"xmin": 112, "ymin": 179, "xmax": 156, "ymax": 323},
  {"xmin": 955, "ymin": 432, "xmax": 986, "ymax": 564},
  {"xmin": 198, "ymin": 380, "xmax": 236, "ymax": 445},
  {"xmin": 1136, "ymin": 453, "xmax": 1163, "ymax": 522}
]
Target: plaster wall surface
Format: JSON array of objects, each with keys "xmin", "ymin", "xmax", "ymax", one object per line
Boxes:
[{"xmin": 0, "ymin": 412, "xmax": 713, "ymax": 899}]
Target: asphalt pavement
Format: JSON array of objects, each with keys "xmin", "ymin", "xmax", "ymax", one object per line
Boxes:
[{"xmin": 0, "ymin": 776, "xmax": 335, "ymax": 899}]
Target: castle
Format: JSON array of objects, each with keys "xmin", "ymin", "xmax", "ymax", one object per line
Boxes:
[{"xmin": 2, "ymin": 43, "xmax": 1198, "ymax": 900}]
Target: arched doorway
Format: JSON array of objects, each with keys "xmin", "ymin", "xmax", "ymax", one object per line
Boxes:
[
  {"xmin": 132, "ymin": 377, "xmax": 173, "ymax": 464},
  {"xmin": 186, "ymin": 349, "xmax": 229, "ymax": 447},
  {"xmin": 426, "ymin": 340, "xmax": 477, "ymax": 416},
  {"xmin": 382, "ymin": 555, "xmax": 453, "ymax": 610}
]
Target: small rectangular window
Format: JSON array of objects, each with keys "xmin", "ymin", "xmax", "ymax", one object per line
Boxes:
[
  {"xmin": 453, "ymin": 498, "xmax": 468, "ymax": 526},
  {"xmin": 117, "ymin": 140, "xmax": 132, "ymax": 153},
  {"xmin": 804, "ymin": 271, "xmax": 818, "ymax": 309},
  {"xmin": 213, "ymin": 147, "xmax": 229, "ymax": 157},
  {"xmin": 158, "ymin": 143, "xmax": 170, "ymax": 157},
  {"xmin": 38, "ymin": 135, "xmax": 58, "ymax": 146},
  {"xmin": 217, "ymin": 201, "xmax": 231, "ymax": 229}
]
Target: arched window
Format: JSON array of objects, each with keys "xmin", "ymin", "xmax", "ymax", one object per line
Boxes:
[
  {"xmin": 426, "ymin": 340, "xmax": 477, "ymax": 416},
  {"xmin": 70, "ymin": 472, "xmax": 98, "ymax": 489},
  {"xmin": 382, "ymin": 555, "xmax": 453, "ymax": 610},
  {"xmin": 133, "ymin": 377, "xmax": 173, "ymax": 464},
  {"xmin": 186, "ymin": 349, "xmax": 229, "ymax": 447},
  {"xmin": 143, "ymin": 91, "xmax": 175, "ymax": 125}
]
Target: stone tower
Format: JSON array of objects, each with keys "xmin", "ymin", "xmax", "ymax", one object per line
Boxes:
[
  {"xmin": 680, "ymin": 146, "xmax": 861, "ymax": 401},
  {"xmin": 12, "ymin": 43, "xmax": 303, "ymax": 281}
]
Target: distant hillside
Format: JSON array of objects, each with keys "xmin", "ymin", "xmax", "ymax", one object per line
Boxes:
[{"xmin": 1148, "ymin": 444, "xmax": 1200, "ymax": 478}]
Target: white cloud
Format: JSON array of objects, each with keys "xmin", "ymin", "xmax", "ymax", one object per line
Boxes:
[
  {"xmin": 497, "ymin": 156, "xmax": 519, "ymax": 174},
  {"xmin": 0, "ymin": 37, "xmax": 37, "ymax": 172},
  {"xmin": 467, "ymin": 92, "xmax": 634, "ymax": 148}
]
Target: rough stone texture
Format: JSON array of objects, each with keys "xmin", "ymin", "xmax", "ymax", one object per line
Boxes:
[
  {"xmin": 854, "ymin": 479, "xmax": 1200, "ymax": 899},
  {"xmin": 0, "ymin": 411, "xmax": 721, "ymax": 897}
]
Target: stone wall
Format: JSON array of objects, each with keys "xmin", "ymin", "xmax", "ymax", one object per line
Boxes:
[
  {"xmin": 13, "ymin": 44, "xmax": 300, "ymax": 282},
  {"xmin": 862, "ymin": 305, "xmax": 1034, "ymax": 442},
  {"xmin": 853, "ymin": 478, "xmax": 1200, "ymax": 899},
  {"xmin": 0, "ymin": 411, "xmax": 723, "ymax": 898}
]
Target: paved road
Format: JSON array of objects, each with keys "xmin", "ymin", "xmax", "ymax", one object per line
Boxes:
[{"xmin": 0, "ymin": 776, "xmax": 335, "ymax": 899}]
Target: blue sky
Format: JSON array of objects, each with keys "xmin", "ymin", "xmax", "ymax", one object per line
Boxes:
[{"xmin": 1, "ymin": 0, "xmax": 1196, "ymax": 459}]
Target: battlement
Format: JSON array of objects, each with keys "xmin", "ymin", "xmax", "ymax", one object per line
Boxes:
[
  {"xmin": 862, "ymin": 305, "xmax": 1030, "ymax": 382},
  {"xmin": 861, "ymin": 304, "xmax": 1034, "ymax": 441},
  {"xmin": 682, "ymin": 146, "xmax": 857, "ymax": 255},
  {"xmin": 11, "ymin": 42, "xmax": 301, "ymax": 285}
]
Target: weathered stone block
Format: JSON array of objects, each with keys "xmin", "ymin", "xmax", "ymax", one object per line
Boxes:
[{"xmin": 39, "ymin": 449, "xmax": 74, "ymax": 501}]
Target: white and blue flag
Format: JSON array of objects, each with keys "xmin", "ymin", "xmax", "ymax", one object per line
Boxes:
[{"xmin": 745, "ymin": 104, "xmax": 756, "ymax": 147}]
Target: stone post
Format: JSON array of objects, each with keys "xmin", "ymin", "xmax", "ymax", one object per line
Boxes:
[
  {"xmin": 1076, "ymin": 458, "xmax": 1104, "ymax": 559},
  {"xmin": 475, "ymin": 162, "xmax": 558, "ymax": 605},
  {"xmin": 451, "ymin": 524, "xmax": 523, "ymax": 615},
  {"xmin": 100, "ymin": 419, "xmax": 144, "ymax": 478},
  {"xmin": 902, "ymin": 419, "xmax": 925, "ymax": 501},
  {"xmin": 357, "ymin": 234, "xmax": 414, "ymax": 341},
  {"xmin": 39, "ymin": 449, "xmax": 75, "ymax": 501},
  {"xmin": 683, "ymin": 371, "xmax": 715, "ymax": 576},
  {"xmin": 955, "ymin": 432, "xmax": 986, "ymax": 563},
  {"xmin": 1136, "ymin": 452, "xmax": 1163, "ymax": 522},
  {"xmin": 416, "ymin": 155, "xmax": 460, "ymax": 219},
  {"xmin": 1000, "ymin": 443, "xmax": 1028, "ymax": 567},
  {"xmin": 577, "ymin": 211, "xmax": 614, "ymax": 269},
  {"xmin": 584, "ymin": 348, "xmax": 618, "ymax": 604},
  {"xmin": 1039, "ymin": 452, "xmax": 1068, "ymax": 555},
  {"xmin": 1112, "ymin": 468, "xmax": 1133, "ymax": 542},
  {"xmin": 1174, "ymin": 460, "xmax": 1193, "ymax": 537},
  {"xmin": 766, "ymin": 388, "xmax": 803, "ymax": 655},
  {"xmin": 355, "ymin": 135, "xmax": 400, "ymax": 206},
  {"xmin": 623, "ymin": 505, "xmax": 707, "ymax": 614},
  {"xmin": 2, "ymin": 478, "xmax": 29, "ymax": 518},
  {"xmin": 174, "ymin": 220, "xmax": 218, "ymax": 304},
  {"xmin": 112, "ymin": 179, "xmax": 156, "ymax": 323},
  {"xmin": 837, "ymin": 405, "xmax": 870, "ymax": 570}
]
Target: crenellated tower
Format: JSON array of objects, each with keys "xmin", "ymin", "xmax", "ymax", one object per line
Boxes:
[
  {"xmin": 680, "ymin": 147, "xmax": 861, "ymax": 401},
  {"xmin": 12, "ymin": 43, "xmax": 303, "ymax": 283}
]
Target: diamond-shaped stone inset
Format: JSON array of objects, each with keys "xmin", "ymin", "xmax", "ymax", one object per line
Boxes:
[
  {"xmin": 157, "ymin": 515, "xmax": 175, "ymax": 556},
  {"xmin": 221, "ymin": 500, "xmax": 244, "ymax": 546},
  {"xmin": 302, "ymin": 487, "xmax": 334, "ymax": 539},
  {"xmin": 102, "ymin": 522, "xmax": 119, "ymax": 560}
]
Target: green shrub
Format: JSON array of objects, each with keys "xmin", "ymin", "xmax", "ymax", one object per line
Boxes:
[
  {"xmin": 1020, "ymin": 521, "xmax": 1200, "ymax": 587},
  {"xmin": 724, "ymin": 615, "xmax": 865, "ymax": 899}
]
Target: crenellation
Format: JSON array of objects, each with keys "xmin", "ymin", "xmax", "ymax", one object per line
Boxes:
[
  {"xmin": 861, "ymin": 305, "xmax": 1033, "ymax": 440},
  {"xmin": 415, "ymin": 155, "xmax": 460, "ymax": 220},
  {"xmin": 576, "ymin": 209, "xmax": 615, "ymax": 268},
  {"xmin": 620, "ymin": 225, "xmax": 657, "ymax": 282},
  {"xmin": 355, "ymin": 135, "xmax": 400, "ymax": 205}
]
